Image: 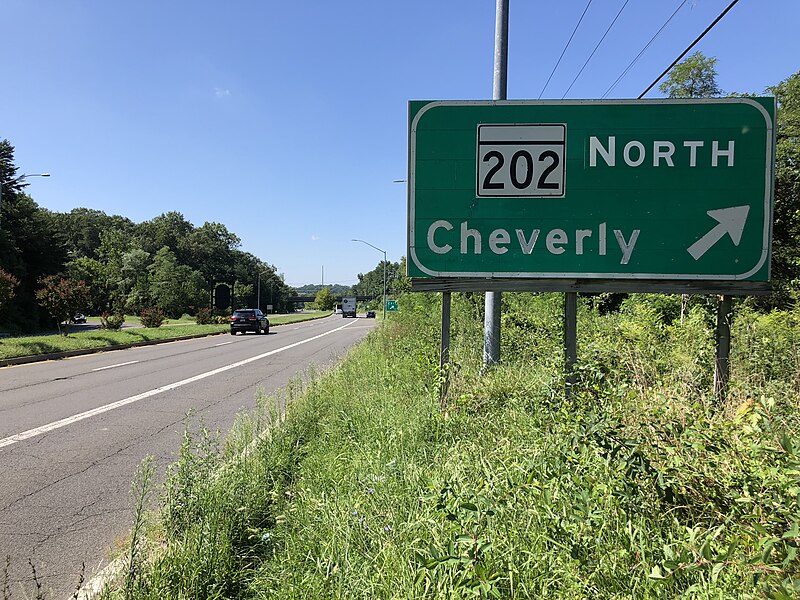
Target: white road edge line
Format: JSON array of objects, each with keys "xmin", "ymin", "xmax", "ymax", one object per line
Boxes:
[
  {"xmin": 0, "ymin": 319, "xmax": 359, "ymax": 451},
  {"xmin": 91, "ymin": 361, "xmax": 139, "ymax": 372}
]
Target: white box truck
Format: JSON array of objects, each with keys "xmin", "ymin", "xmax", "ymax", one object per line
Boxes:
[{"xmin": 341, "ymin": 296, "xmax": 357, "ymax": 318}]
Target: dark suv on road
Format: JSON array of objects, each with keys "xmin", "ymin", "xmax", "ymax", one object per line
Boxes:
[{"xmin": 230, "ymin": 309, "xmax": 270, "ymax": 335}]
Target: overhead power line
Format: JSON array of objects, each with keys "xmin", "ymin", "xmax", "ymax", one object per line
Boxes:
[
  {"xmin": 538, "ymin": 0, "xmax": 594, "ymax": 99},
  {"xmin": 638, "ymin": 0, "xmax": 742, "ymax": 98},
  {"xmin": 602, "ymin": 0, "xmax": 690, "ymax": 99},
  {"xmin": 562, "ymin": 0, "xmax": 632, "ymax": 99}
]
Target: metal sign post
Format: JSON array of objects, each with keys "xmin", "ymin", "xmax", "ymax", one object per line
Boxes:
[
  {"xmin": 440, "ymin": 292, "xmax": 452, "ymax": 406},
  {"xmin": 714, "ymin": 295, "xmax": 733, "ymax": 402},
  {"xmin": 564, "ymin": 292, "xmax": 577, "ymax": 400}
]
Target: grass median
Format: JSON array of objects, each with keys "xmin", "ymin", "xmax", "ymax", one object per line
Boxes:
[{"xmin": 0, "ymin": 311, "xmax": 332, "ymax": 362}]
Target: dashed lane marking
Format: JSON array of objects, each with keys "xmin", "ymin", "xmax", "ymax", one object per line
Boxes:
[{"xmin": 91, "ymin": 361, "xmax": 139, "ymax": 372}]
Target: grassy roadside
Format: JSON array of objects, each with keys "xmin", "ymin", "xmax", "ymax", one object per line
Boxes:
[
  {"xmin": 0, "ymin": 311, "xmax": 332, "ymax": 361},
  {"xmin": 102, "ymin": 295, "xmax": 799, "ymax": 599}
]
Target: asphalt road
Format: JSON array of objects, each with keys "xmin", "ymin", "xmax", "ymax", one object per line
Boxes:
[{"xmin": 0, "ymin": 314, "xmax": 375, "ymax": 598}]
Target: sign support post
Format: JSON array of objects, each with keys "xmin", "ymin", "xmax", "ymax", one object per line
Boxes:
[
  {"xmin": 440, "ymin": 292, "xmax": 452, "ymax": 406},
  {"xmin": 714, "ymin": 295, "xmax": 733, "ymax": 402},
  {"xmin": 564, "ymin": 292, "xmax": 578, "ymax": 400}
]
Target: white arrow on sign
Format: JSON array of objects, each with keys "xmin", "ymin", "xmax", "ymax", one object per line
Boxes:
[{"xmin": 687, "ymin": 205, "xmax": 751, "ymax": 261}]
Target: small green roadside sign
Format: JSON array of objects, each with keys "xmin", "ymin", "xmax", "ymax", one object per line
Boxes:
[
  {"xmin": 386, "ymin": 300, "xmax": 399, "ymax": 312},
  {"xmin": 408, "ymin": 99, "xmax": 775, "ymax": 288}
]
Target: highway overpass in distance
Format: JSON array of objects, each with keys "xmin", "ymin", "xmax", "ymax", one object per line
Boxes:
[{"xmin": 288, "ymin": 295, "xmax": 377, "ymax": 304}]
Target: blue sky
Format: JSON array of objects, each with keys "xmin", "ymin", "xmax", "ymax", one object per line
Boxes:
[{"xmin": 3, "ymin": 0, "xmax": 798, "ymax": 288}]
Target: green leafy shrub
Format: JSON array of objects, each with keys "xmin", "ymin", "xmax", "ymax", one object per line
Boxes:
[
  {"xmin": 195, "ymin": 307, "xmax": 212, "ymax": 325},
  {"xmin": 732, "ymin": 306, "xmax": 800, "ymax": 390},
  {"xmin": 100, "ymin": 310, "xmax": 125, "ymax": 330},
  {"xmin": 0, "ymin": 268, "xmax": 19, "ymax": 311},
  {"xmin": 140, "ymin": 308, "xmax": 165, "ymax": 328}
]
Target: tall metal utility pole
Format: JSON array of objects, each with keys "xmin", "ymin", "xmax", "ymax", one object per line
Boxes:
[
  {"xmin": 483, "ymin": 0, "xmax": 509, "ymax": 370},
  {"xmin": 257, "ymin": 269, "xmax": 270, "ymax": 311}
]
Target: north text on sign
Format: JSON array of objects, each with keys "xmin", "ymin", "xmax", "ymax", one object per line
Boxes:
[{"xmin": 588, "ymin": 136, "xmax": 735, "ymax": 168}]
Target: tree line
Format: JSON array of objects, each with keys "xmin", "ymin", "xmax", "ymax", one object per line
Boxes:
[
  {"xmin": 0, "ymin": 142, "xmax": 294, "ymax": 334},
  {"xmin": 350, "ymin": 257, "xmax": 410, "ymax": 299},
  {"xmin": 660, "ymin": 55, "xmax": 799, "ymax": 309}
]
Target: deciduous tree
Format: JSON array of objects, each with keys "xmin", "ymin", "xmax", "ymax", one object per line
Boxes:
[
  {"xmin": 659, "ymin": 51, "xmax": 721, "ymax": 98},
  {"xmin": 659, "ymin": 52, "xmax": 722, "ymax": 318},
  {"xmin": 314, "ymin": 287, "xmax": 335, "ymax": 311},
  {"xmin": 1, "ymin": 140, "xmax": 67, "ymax": 331},
  {"xmin": 766, "ymin": 70, "xmax": 800, "ymax": 305},
  {"xmin": 148, "ymin": 246, "xmax": 208, "ymax": 317},
  {"xmin": 35, "ymin": 275, "xmax": 91, "ymax": 335},
  {"xmin": 120, "ymin": 247, "xmax": 151, "ymax": 313},
  {"xmin": 48, "ymin": 208, "xmax": 135, "ymax": 260},
  {"xmin": 352, "ymin": 259, "xmax": 406, "ymax": 303},
  {"xmin": 66, "ymin": 256, "xmax": 109, "ymax": 314}
]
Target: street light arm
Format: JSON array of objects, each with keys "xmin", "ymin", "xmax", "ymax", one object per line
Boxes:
[
  {"xmin": 351, "ymin": 238, "xmax": 386, "ymax": 255},
  {"xmin": 1, "ymin": 173, "xmax": 50, "ymax": 226},
  {"xmin": 11, "ymin": 173, "xmax": 51, "ymax": 185},
  {"xmin": 2, "ymin": 172, "xmax": 50, "ymax": 191}
]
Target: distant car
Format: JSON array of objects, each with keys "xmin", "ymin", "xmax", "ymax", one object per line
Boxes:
[
  {"xmin": 335, "ymin": 308, "xmax": 342, "ymax": 314},
  {"xmin": 72, "ymin": 313, "xmax": 87, "ymax": 324},
  {"xmin": 366, "ymin": 310, "xmax": 376, "ymax": 318},
  {"xmin": 230, "ymin": 309, "xmax": 269, "ymax": 335}
]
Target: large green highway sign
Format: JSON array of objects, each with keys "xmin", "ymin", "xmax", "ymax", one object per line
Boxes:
[{"xmin": 407, "ymin": 99, "xmax": 775, "ymax": 291}]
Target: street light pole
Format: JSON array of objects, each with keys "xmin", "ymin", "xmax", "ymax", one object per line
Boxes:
[
  {"xmin": 352, "ymin": 239, "xmax": 387, "ymax": 321},
  {"xmin": 0, "ymin": 172, "xmax": 50, "ymax": 225},
  {"xmin": 257, "ymin": 269, "xmax": 270, "ymax": 311}
]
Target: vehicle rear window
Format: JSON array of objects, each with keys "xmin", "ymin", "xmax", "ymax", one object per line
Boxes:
[{"xmin": 234, "ymin": 310, "xmax": 255, "ymax": 317}]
